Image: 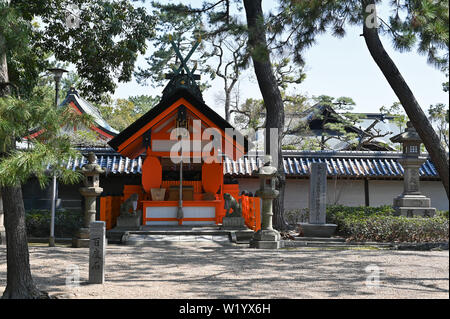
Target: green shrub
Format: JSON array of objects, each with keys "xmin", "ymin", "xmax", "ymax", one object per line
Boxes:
[
  {"xmin": 26, "ymin": 209, "xmax": 82, "ymax": 238},
  {"xmin": 325, "ymin": 205, "xmax": 448, "ymax": 243},
  {"xmin": 285, "ymin": 208, "xmax": 309, "ymax": 224},
  {"xmin": 436, "ymin": 210, "xmax": 449, "ymax": 219}
]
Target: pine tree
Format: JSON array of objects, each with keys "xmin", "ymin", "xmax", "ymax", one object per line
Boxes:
[
  {"xmin": 273, "ymin": 0, "xmax": 449, "ymax": 198},
  {"xmin": 0, "ymin": 0, "xmax": 155, "ymax": 298}
]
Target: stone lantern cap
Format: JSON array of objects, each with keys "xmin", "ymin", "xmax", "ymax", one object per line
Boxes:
[
  {"xmin": 258, "ymin": 155, "xmax": 278, "ymax": 177},
  {"xmin": 390, "ymin": 121, "xmax": 422, "ymax": 144},
  {"xmin": 80, "ymin": 152, "xmax": 105, "ymax": 175}
]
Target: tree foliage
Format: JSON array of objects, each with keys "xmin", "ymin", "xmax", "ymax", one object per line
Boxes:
[
  {"xmin": 97, "ymin": 95, "xmax": 158, "ymax": 132},
  {"xmin": 135, "ymin": 2, "xmax": 209, "ymax": 88},
  {"xmin": 0, "ymin": 0, "xmax": 157, "ymax": 299},
  {"xmin": 428, "ymin": 103, "xmax": 449, "ymax": 151},
  {"xmin": 271, "ymin": 0, "xmax": 448, "ymax": 71},
  {"xmin": 2, "ymin": 0, "xmax": 156, "ymax": 101},
  {"xmin": 0, "ymin": 86, "xmax": 91, "ymax": 188}
]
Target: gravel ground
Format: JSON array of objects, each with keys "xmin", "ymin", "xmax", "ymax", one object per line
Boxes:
[{"xmin": 0, "ymin": 242, "xmax": 448, "ymax": 299}]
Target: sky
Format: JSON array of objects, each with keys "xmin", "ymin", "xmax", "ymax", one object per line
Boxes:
[{"xmin": 112, "ymin": 0, "xmax": 448, "ymax": 119}]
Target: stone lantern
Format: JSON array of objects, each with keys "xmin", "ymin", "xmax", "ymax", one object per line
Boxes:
[
  {"xmin": 73, "ymin": 152, "xmax": 105, "ymax": 248},
  {"xmin": 250, "ymin": 155, "xmax": 281, "ymax": 249},
  {"xmin": 390, "ymin": 122, "xmax": 435, "ymax": 217}
]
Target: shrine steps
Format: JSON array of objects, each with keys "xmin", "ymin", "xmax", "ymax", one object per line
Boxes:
[{"xmin": 107, "ymin": 225, "xmax": 254, "ymax": 246}]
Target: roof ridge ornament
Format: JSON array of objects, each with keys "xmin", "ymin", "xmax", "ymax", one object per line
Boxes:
[
  {"xmin": 67, "ymin": 86, "xmax": 79, "ymax": 97},
  {"xmin": 161, "ymin": 35, "xmax": 204, "ymax": 102}
]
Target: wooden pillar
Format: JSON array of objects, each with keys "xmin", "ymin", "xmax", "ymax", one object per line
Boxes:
[{"xmin": 364, "ymin": 178, "xmax": 370, "ymax": 207}]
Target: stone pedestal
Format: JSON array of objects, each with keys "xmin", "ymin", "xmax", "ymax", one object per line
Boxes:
[
  {"xmin": 222, "ymin": 216, "xmax": 247, "ymax": 230},
  {"xmin": 250, "ymin": 229, "xmax": 281, "ymax": 249},
  {"xmin": 297, "ymin": 223, "xmax": 337, "ymax": 238},
  {"xmin": 250, "ymin": 155, "xmax": 281, "ymax": 249},
  {"xmin": 298, "ymin": 162, "xmax": 336, "ymax": 238},
  {"xmin": 72, "ymin": 228, "xmax": 90, "ymax": 248},
  {"xmin": 115, "ymin": 213, "xmax": 141, "ymax": 229}
]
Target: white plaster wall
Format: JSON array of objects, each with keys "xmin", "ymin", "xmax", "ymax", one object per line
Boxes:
[
  {"xmin": 237, "ymin": 178, "xmax": 366, "ymax": 210},
  {"xmin": 369, "ymin": 180, "xmax": 448, "ymax": 211},
  {"xmin": 368, "ymin": 180, "xmax": 402, "ymax": 208},
  {"xmin": 421, "ymin": 181, "xmax": 449, "ymax": 211},
  {"xmin": 236, "ymin": 178, "xmax": 449, "ymax": 211},
  {"xmin": 326, "ymin": 179, "xmax": 365, "ymax": 207}
]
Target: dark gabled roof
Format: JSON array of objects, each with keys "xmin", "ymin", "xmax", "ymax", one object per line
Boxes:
[
  {"xmin": 305, "ymin": 103, "xmax": 364, "ymax": 135},
  {"xmin": 61, "ymin": 88, "xmax": 119, "ymax": 137},
  {"xmin": 108, "ymin": 87, "xmax": 249, "ymax": 152}
]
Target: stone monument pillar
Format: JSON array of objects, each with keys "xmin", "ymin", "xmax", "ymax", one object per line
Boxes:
[
  {"xmin": 0, "ymin": 192, "xmax": 5, "ymax": 245},
  {"xmin": 390, "ymin": 122, "xmax": 436, "ymax": 217},
  {"xmin": 250, "ymin": 155, "xmax": 281, "ymax": 249},
  {"xmin": 73, "ymin": 152, "xmax": 104, "ymax": 248},
  {"xmin": 89, "ymin": 221, "xmax": 106, "ymax": 284},
  {"xmin": 298, "ymin": 162, "xmax": 336, "ymax": 237}
]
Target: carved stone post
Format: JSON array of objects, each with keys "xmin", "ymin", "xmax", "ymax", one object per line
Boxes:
[
  {"xmin": 391, "ymin": 122, "xmax": 436, "ymax": 217},
  {"xmin": 250, "ymin": 155, "xmax": 281, "ymax": 249},
  {"xmin": 297, "ymin": 162, "xmax": 337, "ymax": 237},
  {"xmin": 73, "ymin": 152, "xmax": 104, "ymax": 248},
  {"xmin": 89, "ymin": 221, "xmax": 106, "ymax": 284}
]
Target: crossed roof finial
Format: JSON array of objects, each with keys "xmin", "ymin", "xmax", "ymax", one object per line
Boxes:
[
  {"xmin": 162, "ymin": 34, "xmax": 204, "ymax": 102},
  {"xmin": 165, "ymin": 34, "xmax": 201, "ymax": 81}
]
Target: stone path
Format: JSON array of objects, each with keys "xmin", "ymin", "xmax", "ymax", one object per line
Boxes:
[{"xmin": 0, "ymin": 243, "xmax": 448, "ymax": 299}]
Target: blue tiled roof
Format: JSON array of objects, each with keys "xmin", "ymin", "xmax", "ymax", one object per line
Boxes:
[{"xmin": 63, "ymin": 148, "xmax": 440, "ymax": 179}]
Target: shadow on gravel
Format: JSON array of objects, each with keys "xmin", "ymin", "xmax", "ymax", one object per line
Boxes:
[{"xmin": 1, "ymin": 244, "xmax": 448, "ymax": 298}]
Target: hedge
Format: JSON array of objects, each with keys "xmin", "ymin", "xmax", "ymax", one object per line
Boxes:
[
  {"xmin": 326, "ymin": 205, "xmax": 449, "ymax": 243},
  {"xmin": 26, "ymin": 209, "xmax": 82, "ymax": 238}
]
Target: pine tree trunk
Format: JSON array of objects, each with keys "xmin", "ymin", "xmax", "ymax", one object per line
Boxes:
[
  {"xmin": 362, "ymin": 0, "xmax": 449, "ymax": 199},
  {"xmin": 0, "ymin": 31, "xmax": 48, "ymax": 299},
  {"xmin": 243, "ymin": 0, "xmax": 288, "ymax": 230},
  {"xmin": 224, "ymin": 88, "xmax": 231, "ymax": 122},
  {"xmin": 1, "ymin": 186, "xmax": 48, "ymax": 299}
]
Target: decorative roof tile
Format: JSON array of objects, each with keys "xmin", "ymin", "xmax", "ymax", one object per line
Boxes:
[{"xmin": 64, "ymin": 147, "xmax": 441, "ymax": 179}]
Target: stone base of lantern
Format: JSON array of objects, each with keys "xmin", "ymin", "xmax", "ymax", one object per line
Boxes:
[
  {"xmin": 250, "ymin": 229, "xmax": 281, "ymax": 249},
  {"xmin": 394, "ymin": 194, "xmax": 432, "ymax": 207},
  {"xmin": 394, "ymin": 207, "xmax": 436, "ymax": 217},
  {"xmin": 72, "ymin": 227, "xmax": 90, "ymax": 248},
  {"xmin": 393, "ymin": 194, "xmax": 436, "ymax": 217},
  {"xmin": 297, "ymin": 223, "xmax": 337, "ymax": 238}
]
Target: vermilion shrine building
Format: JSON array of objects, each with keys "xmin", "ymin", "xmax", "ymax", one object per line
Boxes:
[
  {"xmin": 18, "ymin": 43, "xmax": 448, "ymax": 231},
  {"xmin": 105, "ymin": 70, "xmax": 261, "ymax": 230}
]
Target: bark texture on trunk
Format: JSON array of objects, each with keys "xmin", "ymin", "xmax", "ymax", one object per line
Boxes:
[
  {"xmin": 243, "ymin": 0, "xmax": 288, "ymax": 230},
  {"xmin": 224, "ymin": 87, "xmax": 231, "ymax": 122},
  {"xmin": 0, "ymin": 33, "xmax": 9, "ymax": 96},
  {"xmin": 362, "ymin": 0, "xmax": 449, "ymax": 198},
  {"xmin": 0, "ymin": 31, "xmax": 48, "ymax": 299},
  {"xmin": 1, "ymin": 186, "xmax": 48, "ymax": 299}
]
